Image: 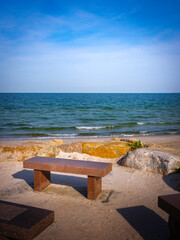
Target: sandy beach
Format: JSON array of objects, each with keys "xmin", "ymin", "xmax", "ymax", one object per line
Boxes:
[
  {"xmin": 0, "ymin": 161, "xmax": 180, "ymax": 239},
  {"xmin": 0, "ymin": 135, "xmax": 180, "ymax": 239}
]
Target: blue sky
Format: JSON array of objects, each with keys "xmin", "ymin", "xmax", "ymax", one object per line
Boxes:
[{"xmin": 0, "ymin": 0, "xmax": 180, "ymax": 93}]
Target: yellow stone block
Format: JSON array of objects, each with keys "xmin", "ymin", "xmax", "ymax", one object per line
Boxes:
[{"xmin": 82, "ymin": 142, "xmax": 131, "ymax": 158}]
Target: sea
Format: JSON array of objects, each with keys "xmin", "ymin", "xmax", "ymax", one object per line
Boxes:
[{"xmin": 0, "ymin": 93, "xmax": 180, "ymax": 140}]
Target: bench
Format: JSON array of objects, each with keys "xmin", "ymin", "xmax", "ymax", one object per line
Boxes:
[
  {"xmin": 0, "ymin": 200, "xmax": 54, "ymax": 240},
  {"xmin": 158, "ymin": 194, "xmax": 180, "ymax": 239},
  {"xmin": 23, "ymin": 156, "xmax": 112, "ymax": 200}
]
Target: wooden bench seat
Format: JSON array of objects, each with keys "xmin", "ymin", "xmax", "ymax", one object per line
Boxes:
[
  {"xmin": 23, "ymin": 156, "xmax": 112, "ymax": 200},
  {"xmin": 158, "ymin": 194, "xmax": 180, "ymax": 239}
]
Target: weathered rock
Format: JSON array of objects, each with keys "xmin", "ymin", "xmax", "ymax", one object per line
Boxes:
[
  {"xmin": 120, "ymin": 138, "xmax": 141, "ymax": 143},
  {"xmin": 59, "ymin": 144, "xmax": 69, "ymax": 152},
  {"xmin": 50, "ymin": 139, "xmax": 64, "ymax": 146},
  {"xmin": 111, "ymin": 138, "xmax": 120, "ymax": 141},
  {"xmin": 0, "ymin": 142, "xmax": 61, "ymax": 162},
  {"xmin": 0, "ymin": 140, "xmax": 138, "ymax": 162},
  {"xmin": 119, "ymin": 148, "xmax": 180, "ymax": 175},
  {"xmin": 59, "ymin": 143, "xmax": 82, "ymax": 153},
  {"xmin": 82, "ymin": 142, "xmax": 131, "ymax": 159},
  {"xmin": 56, "ymin": 150, "xmax": 116, "ymax": 163}
]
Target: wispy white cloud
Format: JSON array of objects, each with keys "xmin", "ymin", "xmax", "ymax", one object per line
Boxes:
[
  {"xmin": 0, "ymin": 40, "xmax": 179, "ymax": 92},
  {"xmin": 0, "ymin": 9, "xmax": 102, "ymax": 36},
  {"xmin": 0, "ymin": 3, "xmax": 180, "ymax": 93},
  {"xmin": 0, "ymin": 6, "xmax": 179, "ymax": 51},
  {"xmin": 74, "ymin": 9, "xmax": 99, "ymax": 19},
  {"xmin": 111, "ymin": 7, "xmax": 140, "ymax": 21}
]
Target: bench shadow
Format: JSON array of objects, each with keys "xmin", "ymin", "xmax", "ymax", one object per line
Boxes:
[
  {"xmin": 12, "ymin": 170, "xmax": 87, "ymax": 198},
  {"xmin": 117, "ymin": 205, "xmax": 169, "ymax": 240},
  {"xmin": 162, "ymin": 171, "xmax": 180, "ymax": 191}
]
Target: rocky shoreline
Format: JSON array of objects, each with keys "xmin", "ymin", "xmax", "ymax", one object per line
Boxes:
[{"xmin": 0, "ymin": 136, "xmax": 180, "ymax": 176}]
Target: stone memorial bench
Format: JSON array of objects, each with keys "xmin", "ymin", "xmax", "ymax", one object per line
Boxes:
[
  {"xmin": 23, "ymin": 156, "xmax": 112, "ymax": 200},
  {"xmin": 158, "ymin": 194, "xmax": 180, "ymax": 240},
  {"xmin": 0, "ymin": 200, "xmax": 54, "ymax": 240}
]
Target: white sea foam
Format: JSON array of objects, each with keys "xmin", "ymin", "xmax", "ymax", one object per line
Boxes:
[
  {"xmin": 121, "ymin": 134, "xmax": 134, "ymax": 137},
  {"xmin": 137, "ymin": 122, "xmax": 145, "ymax": 125},
  {"xmin": 47, "ymin": 133, "xmax": 76, "ymax": 136},
  {"xmin": 76, "ymin": 126, "xmax": 105, "ymax": 130},
  {"xmin": 167, "ymin": 132, "xmax": 178, "ymax": 134},
  {"xmin": 34, "ymin": 134, "xmax": 78, "ymax": 139}
]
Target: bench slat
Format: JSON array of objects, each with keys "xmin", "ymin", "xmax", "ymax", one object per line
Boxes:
[{"xmin": 23, "ymin": 156, "xmax": 112, "ymax": 177}]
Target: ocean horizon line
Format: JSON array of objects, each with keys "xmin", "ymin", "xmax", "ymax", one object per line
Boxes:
[{"xmin": 0, "ymin": 92, "xmax": 180, "ymax": 94}]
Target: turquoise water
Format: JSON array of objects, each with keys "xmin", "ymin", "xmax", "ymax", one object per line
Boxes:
[{"xmin": 0, "ymin": 93, "xmax": 180, "ymax": 139}]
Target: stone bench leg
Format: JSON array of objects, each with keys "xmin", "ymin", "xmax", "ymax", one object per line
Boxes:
[
  {"xmin": 169, "ymin": 215, "xmax": 180, "ymax": 240},
  {"xmin": 87, "ymin": 176, "xmax": 102, "ymax": 200},
  {"xmin": 34, "ymin": 170, "xmax": 51, "ymax": 191}
]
